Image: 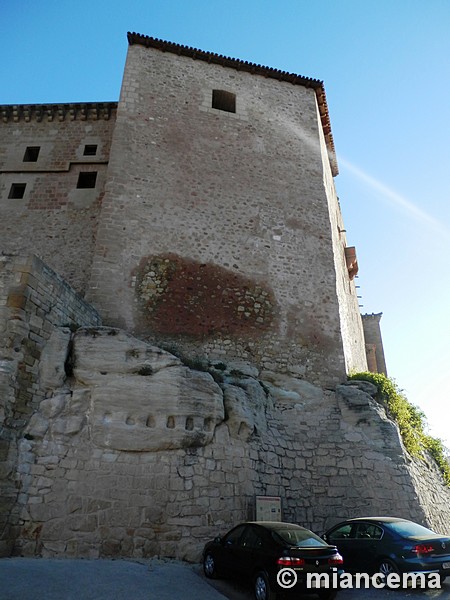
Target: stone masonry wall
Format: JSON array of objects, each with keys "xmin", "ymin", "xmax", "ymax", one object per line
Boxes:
[
  {"xmin": 1, "ymin": 40, "xmax": 447, "ymax": 565},
  {"xmin": 320, "ymin": 112, "xmax": 368, "ymax": 376},
  {"xmin": 87, "ymin": 43, "xmax": 367, "ymax": 388},
  {"xmin": 0, "ymin": 254, "xmax": 101, "ymax": 556},
  {"xmin": 362, "ymin": 313, "xmax": 387, "ymax": 375},
  {"xmin": 0, "ymin": 103, "xmax": 117, "ymax": 295},
  {"xmin": 5, "ymin": 325, "xmax": 449, "ymax": 561}
]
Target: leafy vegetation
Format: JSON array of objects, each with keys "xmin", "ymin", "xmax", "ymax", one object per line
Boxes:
[{"xmin": 349, "ymin": 372, "xmax": 450, "ymax": 486}]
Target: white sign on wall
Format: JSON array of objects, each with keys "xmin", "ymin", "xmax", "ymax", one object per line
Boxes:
[{"xmin": 255, "ymin": 496, "xmax": 282, "ymax": 521}]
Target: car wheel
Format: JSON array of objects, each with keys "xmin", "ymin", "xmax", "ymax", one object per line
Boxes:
[
  {"xmin": 378, "ymin": 558, "xmax": 399, "ymax": 578},
  {"xmin": 254, "ymin": 571, "xmax": 277, "ymax": 600},
  {"xmin": 203, "ymin": 552, "xmax": 218, "ymax": 579}
]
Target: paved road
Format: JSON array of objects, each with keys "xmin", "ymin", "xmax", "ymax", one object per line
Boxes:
[
  {"xmin": 0, "ymin": 558, "xmax": 226, "ymax": 600},
  {"xmin": 0, "ymin": 558, "xmax": 449, "ymax": 599},
  {"xmin": 200, "ymin": 567, "xmax": 450, "ymax": 599}
]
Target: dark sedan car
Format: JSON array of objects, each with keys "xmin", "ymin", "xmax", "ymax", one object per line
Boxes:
[
  {"xmin": 203, "ymin": 521, "xmax": 343, "ymax": 600},
  {"xmin": 323, "ymin": 517, "xmax": 450, "ymax": 585}
]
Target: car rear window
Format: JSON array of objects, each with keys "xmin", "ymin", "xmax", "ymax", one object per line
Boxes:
[
  {"xmin": 387, "ymin": 521, "xmax": 437, "ymax": 538},
  {"xmin": 272, "ymin": 529, "xmax": 326, "ymax": 547}
]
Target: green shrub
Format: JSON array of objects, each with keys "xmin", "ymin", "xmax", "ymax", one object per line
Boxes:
[
  {"xmin": 349, "ymin": 372, "xmax": 450, "ymax": 486},
  {"xmin": 424, "ymin": 436, "xmax": 450, "ymax": 486}
]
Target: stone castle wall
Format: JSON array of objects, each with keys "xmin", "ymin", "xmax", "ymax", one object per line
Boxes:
[
  {"xmin": 0, "ymin": 41, "xmax": 368, "ymax": 384},
  {"xmin": 0, "ymin": 254, "xmax": 101, "ymax": 556},
  {"xmin": 2, "ymin": 36, "xmax": 448, "ymax": 564},
  {"xmin": 1, "ymin": 256, "xmax": 449, "ymax": 560},
  {"xmin": 0, "ymin": 103, "xmax": 117, "ymax": 295},
  {"xmin": 1, "ymin": 318, "xmax": 449, "ymax": 561},
  {"xmin": 362, "ymin": 313, "xmax": 387, "ymax": 375},
  {"xmin": 87, "ymin": 42, "xmax": 367, "ymax": 387}
]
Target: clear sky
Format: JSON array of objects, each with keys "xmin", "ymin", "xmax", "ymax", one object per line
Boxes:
[{"xmin": 2, "ymin": 0, "xmax": 450, "ymax": 447}]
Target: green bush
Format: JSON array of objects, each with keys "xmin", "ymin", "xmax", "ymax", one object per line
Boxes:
[
  {"xmin": 424, "ymin": 437, "xmax": 450, "ymax": 486},
  {"xmin": 349, "ymin": 372, "xmax": 450, "ymax": 486}
]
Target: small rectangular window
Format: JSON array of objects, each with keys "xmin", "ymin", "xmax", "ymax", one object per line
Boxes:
[
  {"xmin": 83, "ymin": 144, "xmax": 98, "ymax": 156},
  {"xmin": 8, "ymin": 183, "xmax": 26, "ymax": 199},
  {"xmin": 77, "ymin": 172, "xmax": 97, "ymax": 189},
  {"xmin": 212, "ymin": 90, "xmax": 236, "ymax": 113},
  {"xmin": 23, "ymin": 146, "xmax": 40, "ymax": 162}
]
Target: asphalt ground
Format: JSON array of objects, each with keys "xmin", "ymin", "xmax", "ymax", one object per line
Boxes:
[
  {"xmin": 0, "ymin": 558, "xmax": 226, "ymax": 600},
  {"xmin": 0, "ymin": 558, "xmax": 449, "ymax": 600}
]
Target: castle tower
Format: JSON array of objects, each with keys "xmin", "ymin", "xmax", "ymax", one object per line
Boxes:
[
  {"xmin": 362, "ymin": 313, "xmax": 387, "ymax": 375},
  {"xmin": 87, "ymin": 33, "xmax": 367, "ymax": 386}
]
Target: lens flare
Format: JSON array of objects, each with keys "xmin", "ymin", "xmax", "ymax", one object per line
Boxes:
[
  {"xmin": 339, "ymin": 157, "xmax": 447, "ymax": 237},
  {"xmin": 275, "ymin": 112, "xmax": 447, "ymax": 239}
]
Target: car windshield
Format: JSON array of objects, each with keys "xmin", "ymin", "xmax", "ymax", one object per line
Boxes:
[
  {"xmin": 272, "ymin": 528, "xmax": 326, "ymax": 547},
  {"xmin": 387, "ymin": 521, "xmax": 437, "ymax": 538}
]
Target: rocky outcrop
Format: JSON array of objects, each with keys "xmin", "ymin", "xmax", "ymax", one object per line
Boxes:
[
  {"xmin": 336, "ymin": 381, "xmax": 405, "ymax": 458},
  {"xmin": 2, "ymin": 312, "xmax": 450, "ymax": 560},
  {"xmin": 72, "ymin": 328, "xmax": 225, "ymax": 451},
  {"xmin": 27, "ymin": 328, "xmax": 278, "ymax": 452}
]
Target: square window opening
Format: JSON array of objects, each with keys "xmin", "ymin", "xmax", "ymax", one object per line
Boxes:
[
  {"xmin": 212, "ymin": 90, "xmax": 236, "ymax": 113},
  {"xmin": 77, "ymin": 172, "xmax": 97, "ymax": 189},
  {"xmin": 23, "ymin": 146, "xmax": 40, "ymax": 162},
  {"xmin": 9, "ymin": 183, "xmax": 26, "ymax": 199},
  {"xmin": 83, "ymin": 144, "xmax": 98, "ymax": 156}
]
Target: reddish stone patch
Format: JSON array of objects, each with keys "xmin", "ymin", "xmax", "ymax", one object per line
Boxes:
[{"xmin": 132, "ymin": 254, "xmax": 276, "ymax": 337}]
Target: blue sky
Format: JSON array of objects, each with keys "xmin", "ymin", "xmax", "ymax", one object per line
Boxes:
[{"xmin": 2, "ymin": 0, "xmax": 450, "ymax": 447}]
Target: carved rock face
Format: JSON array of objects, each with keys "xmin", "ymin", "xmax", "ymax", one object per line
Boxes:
[
  {"xmin": 223, "ymin": 377, "xmax": 271, "ymax": 440},
  {"xmin": 71, "ymin": 328, "xmax": 225, "ymax": 451}
]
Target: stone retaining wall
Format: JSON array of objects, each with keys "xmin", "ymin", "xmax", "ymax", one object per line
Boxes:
[
  {"xmin": 4, "ymin": 323, "xmax": 449, "ymax": 561},
  {"xmin": 0, "ymin": 254, "xmax": 101, "ymax": 556},
  {"xmin": 2, "ymin": 256, "xmax": 450, "ymax": 561}
]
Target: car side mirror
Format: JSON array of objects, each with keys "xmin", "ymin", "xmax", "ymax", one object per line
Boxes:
[
  {"xmin": 322, "ymin": 534, "xmax": 328, "ymax": 542},
  {"xmin": 214, "ymin": 536, "xmax": 222, "ymax": 544}
]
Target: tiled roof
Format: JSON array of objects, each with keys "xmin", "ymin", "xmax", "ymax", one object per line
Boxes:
[{"xmin": 127, "ymin": 32, "xmax": 338, "ymax": 175}]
